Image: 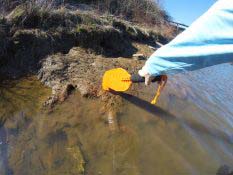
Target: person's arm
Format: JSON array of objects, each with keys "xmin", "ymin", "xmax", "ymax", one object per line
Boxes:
[{"xmin": 139, "ymin": 0, "xmax": 233, "ymax": 84}]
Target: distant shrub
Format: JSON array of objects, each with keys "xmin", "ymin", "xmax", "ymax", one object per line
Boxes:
[
  {"xmin": 0, "ymin": 0, "xmax": 55, "ymax": 14},
  {"xmin": 96, "ymin": 0, "xmax": 171, "ymax": 25},
  {"xmin": 70, "ymin": 0, "xmax": 171, "ymax": 25}
]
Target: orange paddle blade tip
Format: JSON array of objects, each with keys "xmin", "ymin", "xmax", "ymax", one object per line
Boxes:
[{"xmin": 102, "ymin": 68, "xmax": 132, "ymax": 92}]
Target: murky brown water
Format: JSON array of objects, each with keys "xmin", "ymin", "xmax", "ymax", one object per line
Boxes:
[{"xmin": 0, "ymin": 64, "xmax": 233, "ymax": 175}]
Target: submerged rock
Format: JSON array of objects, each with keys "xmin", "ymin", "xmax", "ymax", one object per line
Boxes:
[
  {"xmin": 66, "ymin": 146, "xmax": 85, "ymax": 174},
  {"xmin": 217, "ymin": 165, "xmax": 233, "ymax": 175}
]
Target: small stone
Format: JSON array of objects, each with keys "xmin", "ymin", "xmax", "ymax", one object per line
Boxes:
[
  {"xmin": 133, "ymin": 53, "xmax": 144, "ymax": 57},
  {"xmin": 133, "ymin": 53, "xmax": 146, "ymax": 60},
  {"xmin": 155, "ymin": 41, "xmax": 164, "ymax": 47},
  {"xmin": 148, "ymin": 46, "xmax": 156, "ymax": 50}
]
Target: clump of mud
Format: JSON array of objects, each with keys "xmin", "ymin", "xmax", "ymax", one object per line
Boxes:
[{"xmin": 38, "ymin": 46, "xmax": 148, "ymax": 106}]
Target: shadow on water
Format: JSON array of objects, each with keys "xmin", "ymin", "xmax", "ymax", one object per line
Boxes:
[
  {"xmin": 110, "ymin": 90, "xmax": 176, "ymax": 121},
  {"xmin": 110, "ymin": 90, "xmax": 233, "ymax": 145}
]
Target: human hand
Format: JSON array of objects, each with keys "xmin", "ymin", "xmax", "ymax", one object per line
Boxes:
[{"xmin": 138, "ymin": 66, "xmax": 153, "ymax": 86}]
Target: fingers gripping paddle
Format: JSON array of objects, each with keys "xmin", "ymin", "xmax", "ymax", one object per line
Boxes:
[{"xmin": 102, "ymin": 68, "xmax": 167, "ymax": 104}]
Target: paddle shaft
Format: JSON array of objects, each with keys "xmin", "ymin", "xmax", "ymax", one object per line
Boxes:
[{"xmin": 130, "ymin": 74, "xmax": 162, "ymax": 83}]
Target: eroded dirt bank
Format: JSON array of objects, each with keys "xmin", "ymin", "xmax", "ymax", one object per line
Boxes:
[{"xmin": 0, "ymin": 5, "xmax": 171, "ymax": 78}]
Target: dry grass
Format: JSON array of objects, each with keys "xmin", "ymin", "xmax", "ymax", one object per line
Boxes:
[
  {"xmin": 0, "ymin": 0, "xmax": 56, "ymax": 15},
  {"xmin": 1, "ymin": 0, "xmax": 171, "ymax": 26},
  {"xmin": 93, "ymin": 0, "xmax": 171, "ymax": 26}
]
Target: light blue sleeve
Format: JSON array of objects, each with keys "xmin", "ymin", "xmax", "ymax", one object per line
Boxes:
[{"xmin": 145, "ymin": 0, "xmax": 233, "ymax": 76}]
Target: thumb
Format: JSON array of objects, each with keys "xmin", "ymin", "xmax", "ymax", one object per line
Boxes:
[
  {"xmin": 138, "ymin": 67, "xmax": 151, "ymax": 86},
  {"xmin": 144, "ymin": 74, "xmax": 151, "ymax": 86}
]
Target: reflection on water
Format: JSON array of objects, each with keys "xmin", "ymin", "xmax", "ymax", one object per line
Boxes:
[
  {"xmin": 0, "ymin": 64, "xmax": 233, "ymax": 175},
  {"xmin": 0, "ymin": 77, "xmax": 51, "ymax": 175}
]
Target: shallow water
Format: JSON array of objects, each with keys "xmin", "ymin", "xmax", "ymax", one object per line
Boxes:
[{"xmin": 0, "ymin": 64, "xmax": 233, "ymax": 175}]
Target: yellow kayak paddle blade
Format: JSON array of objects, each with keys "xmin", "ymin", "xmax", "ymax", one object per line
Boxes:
[
  {"xmin": 102, "ymin": 68, "xmax": 132, "ymax": 92},
  {"xmin": 102, "ymin": 68, "xmax": 168, "ymax": 105}
]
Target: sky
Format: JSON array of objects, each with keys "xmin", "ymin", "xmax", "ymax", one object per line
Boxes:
[{"xmin": 160, "ymin": 0, "xmax": 216, "ymax": 25}]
